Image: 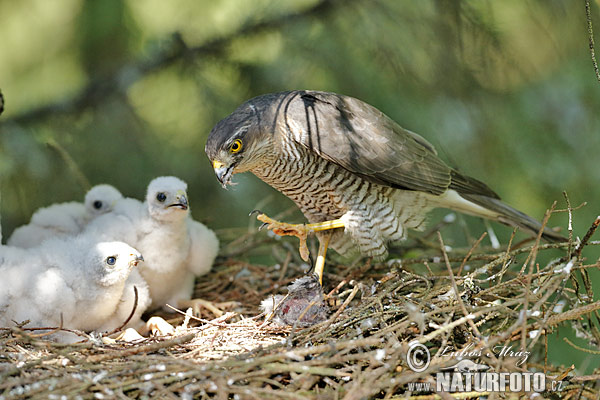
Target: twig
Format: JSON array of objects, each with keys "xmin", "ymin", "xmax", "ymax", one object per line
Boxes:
[
  {"xmin": 324, "ymin": 284, "xmax": 360, "ymax": 330},
  {"xmin": 232, "ymin": 337, "xmax": 383, "ymax": 364},
  {"xmin": 546, "ymin": 300, "xmax": 600, "ymax": 327},
  {"xmin": 3, "ymin": 315, "xmax": 91, "ymax": 341},
  {"xmin": 437, "ymin": 232, "xmax": 484, "ymax": 341},
  {"xmin": 572, "ymin": 374, "xmax": 600, "ymax": 383},
  {"xmin": 326, "ymin": 279, "xmax": 348, "ymax": 297},
  {"xmin": 563, "ymin": 337, "xmax": 600, "ymax": 354},
  {"xmin": 563, "ymin": 191, "xmax": 574, "ymax": 257},
  {"xmin": 105, "ymin": 286, "xmax": 139, "ymax": 336},
  {"xmin": 497, "ymin": 227, "xmax": 517, "ymax": 284},
  {"xmin": 457, "ymin": 232, "xmax": 487, "ymax": 277},
  {"xmin": 572, "ymin": 215, "xmax": 600, "ymax": 260},
  {"xmin": 28, "ymin": 313, "xmax": 65, "ymax": 338},
  {"xmin": 586, "ymin": 0, "xmax": 600, "ymax": 82},
  {"xmin": 553, "ymin": 202, "xmax": 587, "ymax": 213},
  {"xmin": 259, "ymin": 294, "xmax": 290, "ymax": 328},
  {"xmin": 417, "ymin": 300, "xmax": 521, "ymax": 344},
  {"xmin": 279, "ymin": 251, "xmax": 292, "ymax": 282},
  {"xmin": 177, "ymin": 298, "xmax": 224, "ymax": 317},
  {"xmin": 164, "ymin": 305, "xmax": 239, "ymax": 327},
  {"xmin": 520, "ymin": 203, "xmax": 555, "ymax": 360},
  {"xmin": 261, "ymin": 362, "xmax": 349, "ymax": 377},
  {"xmin": 520, "ymin": 201, "xmax": 556, "ymax": 275},
  {"xmin": 86, "ymin": 333, "xmax": 196, "ymax": 363},
  {"xmin": 400, "ymin": 242, "xmax": 573, "ymax": 268}
]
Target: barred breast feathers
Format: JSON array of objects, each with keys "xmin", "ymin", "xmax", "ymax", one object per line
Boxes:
[{"xmin": 250, "ymin": 140, "xmax": 435, "ymax": 259}]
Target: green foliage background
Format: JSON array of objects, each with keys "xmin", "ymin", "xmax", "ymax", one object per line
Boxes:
[{"xmin": 1, "ymin": 0, "xmax": 599, "ymax": 372}]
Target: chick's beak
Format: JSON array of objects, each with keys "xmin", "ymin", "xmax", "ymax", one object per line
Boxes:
[
  {"xmin": 168, "ymin": 190, "xmax": 189, "ymax": 210},
  {"xmin": 178, "ymin": 195, "xmax": 188, "ymax": 210},
  {"xmin": 131, "ymin": 253, "xmax": 144, "ymax": 266}
]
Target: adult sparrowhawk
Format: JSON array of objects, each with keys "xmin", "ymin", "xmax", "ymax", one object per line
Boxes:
[{"xmin": 205, "ymin": 90, "xmax": 564, "ymax": 283}]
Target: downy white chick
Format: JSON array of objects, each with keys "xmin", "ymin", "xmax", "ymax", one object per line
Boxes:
[
  {"xmin": 177, "ymin": 219, "xmax": 219, "ymax": 302},
  {"xmin": 84, "ymin": 184, "xmax": 124, "ymax": 218},
  {"xmin": 86, "ymin": 176, "xmax": 219, "ymax": 311},
  {"xmin": 7, "ymin": 184, "xmax": 123, "ymax": 248},
  {"xmin": 0, "ymin": 236, "xmax": 143, "ymax": 341},
  {"xmin": 98, "ymin": 269, "xmax": 151, "ymax": 333}
]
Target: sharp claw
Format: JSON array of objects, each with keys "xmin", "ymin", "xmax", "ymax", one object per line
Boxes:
[
  {"xmin": 259, "ymin": 222, "xmax": 269, "ymax": 231},
  {"xmin": 249, "ymin": 209, "xmax": 262, "ymax": 217},
  {"xmin": 299, "ymin": 240, "xmax": 310, "ymax": 262},
  {"xmin": 308, "ymin": 254, "xmax": 315, "ymax": 270}
]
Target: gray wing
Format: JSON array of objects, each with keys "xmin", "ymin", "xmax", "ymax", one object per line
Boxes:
[{"xmin": 282, "ymin": 91, "xmax": 499, "ymax": 198}]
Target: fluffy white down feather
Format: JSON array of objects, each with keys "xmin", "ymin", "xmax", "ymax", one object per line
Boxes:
[
  {"xmin": 84, "ymin": 184, "xmax": 124, "ymax": 218},
  {"xmin": 186, "ymin": 219, "xmax": 219, "ymax": 276},
  {"xmin": 0, "ymin": 236, "xmax": 142, "ymax": 341},
  {"xmin": 86, "ymin": 176, "xmax": 219, "ymax": 311},
  {"xmin": 7, "ymin": 184, "xmax": 123, "ymax": 248},
  {"xmin": 98, "ymin": 269, "xmax": 151, "ymax": 332}
]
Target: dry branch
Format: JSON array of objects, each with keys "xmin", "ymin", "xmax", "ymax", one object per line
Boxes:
[
  {"xmin": 0, "ymin": 0, "xmax": 353, "ymax": 126},
  {"xmin": 2, "ymin": 213, "xmax": 600, "ymax": 398},
  {"xmin": 586, "ymin": 0, "xmax": 600, "ymax": 82}
]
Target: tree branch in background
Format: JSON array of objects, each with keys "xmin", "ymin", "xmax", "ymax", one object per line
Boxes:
[
  {"xmin": 2, "ymin": 0, "xmax": 349, "ymax": 126},
  {"xmin": 586, "ymin": 0, "xmax": 600, "ymax": 82},
  {"xmin": 45, "ymin": 138, "xmax": 91, "ymax": 191},
  {"xmin": 0, "ymin": 89, "xmax": 4, "ymax": 116}
]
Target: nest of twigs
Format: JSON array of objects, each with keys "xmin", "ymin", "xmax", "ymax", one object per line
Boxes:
[{"xmin": 1, "ymin": 204, "xmax": 600, "ymax": 399}]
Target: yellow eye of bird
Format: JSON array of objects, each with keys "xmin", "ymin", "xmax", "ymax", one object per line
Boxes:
[{"xmin": 230, "ymin": 139, "xmax": 243, "ymax": 153}]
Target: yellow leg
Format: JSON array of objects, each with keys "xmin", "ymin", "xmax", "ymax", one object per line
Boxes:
[
  {"xmin": 256, "ymin": 213, "xmax": 344, "ymax": 234},
  {"xmin": 306, "ymin": 219, "xmax": 346, "ymax": 232},
  {"xmin": 313, "ymin": 231, "xmax": 332, "ymax": 285},
  {"xmin": 254, "ymin": 212, "xmax": 344, "ymax": 272}
]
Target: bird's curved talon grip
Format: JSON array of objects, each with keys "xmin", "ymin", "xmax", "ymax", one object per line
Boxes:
[
  {"xmin": 255, "ymin": 213, "xmax": 311, "ymax": 262},
  {"xmin": 249, "ymin": 209, "xmax": 262, "ymax": 217},
  {"xmin": 298, "ymin": 240, "xmax": 310, "ymax": 262}
]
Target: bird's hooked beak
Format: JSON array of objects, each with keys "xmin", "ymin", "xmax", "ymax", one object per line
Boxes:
[
  {"xmin": 212, "ymin": 159, "xmax": 234, "ymax": 188},
  {"xmin": 168, "ymin": 190, "xmax": 189, "ymax": 210},
  {"xmin": 130, "ymin": 254, "xmax": 144, "ymax": 267}
]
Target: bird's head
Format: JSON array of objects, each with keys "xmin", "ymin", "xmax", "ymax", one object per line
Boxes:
[
  {"xmin": 84, "ymin": 184, "xmax": 123, "ymax": 217},
  {"xmin": 146, "ymin": 176, "xmax": 189, "ymax": 221},
  {"xmin": 205, "ymin": 95, "xmax": 280, "ymax": 188},
  {"xmin": 92, "ymin": 241, "xmax": 143, "ymax": 287}
]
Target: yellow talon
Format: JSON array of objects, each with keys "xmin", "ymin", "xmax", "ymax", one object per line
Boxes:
[
  {"xmin": 256, "ymin": 213, "xmax": 311, "ymax": 261},
  {"xmin": 254, "ymin": 213, "xmax": 343, "ymax": 284}
]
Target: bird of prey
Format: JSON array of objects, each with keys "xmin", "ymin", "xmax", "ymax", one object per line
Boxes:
[
  {"xmin": 0, "ymin": 236, "xmax": 143, "ymax": 342},
  {"xmin": 206, "ymin": 90, "xmax": 564, "ymax": 284},
  {"xmin": 8, "ymin": 184, "xmax": 123, "ymax": 248},
  {"xmin": 86, "ymin": 176, "xmax": 219, "ymax": 310}
]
